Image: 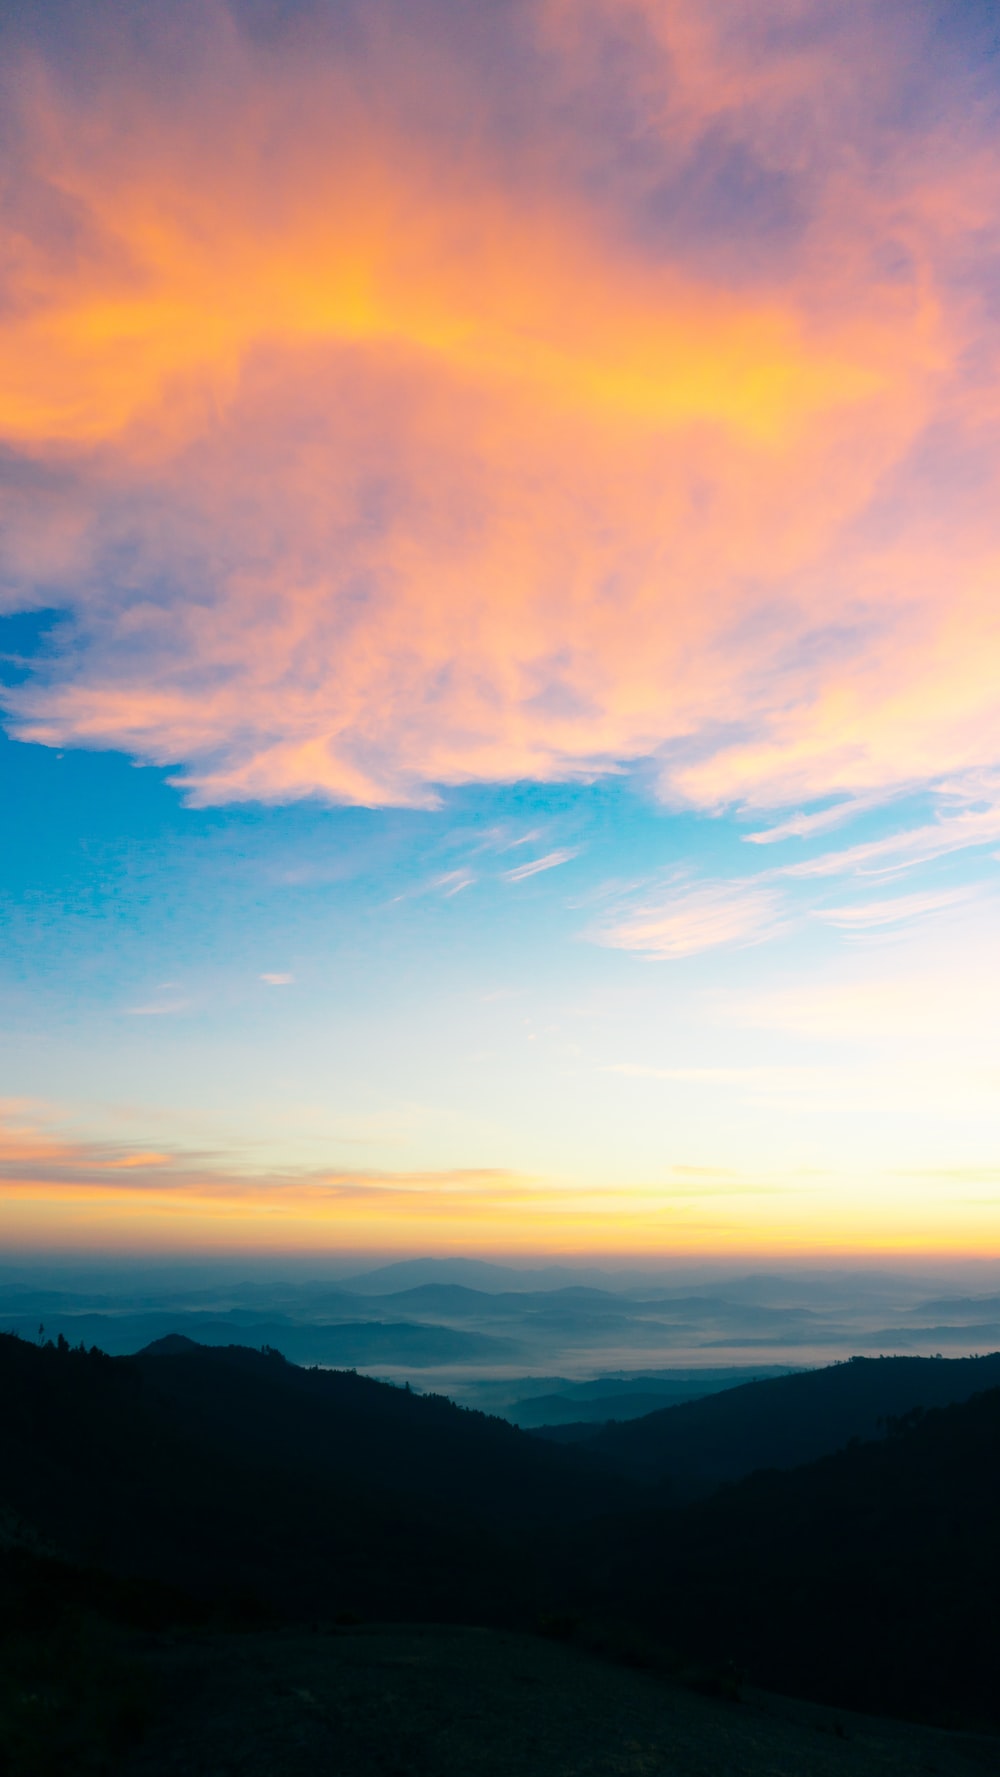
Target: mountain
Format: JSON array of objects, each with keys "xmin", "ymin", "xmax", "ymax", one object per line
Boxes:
[
  {"xmin": 911, "ymin": 1293, "xmax": 1000, "ymax": 1318},
  {"xmin": 514, "ymin": 1391, "xmax": 694, "ymax": 1430},
  {"xmin": 335, "ymin": 1258, "xmax": 666, "ymax": 1293},
  {"xmin": 505, "ymin": 1370, "xmax": 795, "ymax": 1429},
  {"xmin": 0, "ymin": 1311, "xmax": 522, "ymax": 1367},
  {"xmin": 577, "ymin": 1383, "xmax": 1000, "ymax": 1725},
  {"xmin": 0, "ymin": 1332, "xmax": 631, "ymax": 1624},
  {"xmin": 337, "ymin": 1258, "xmax": 556, "ymax": 1293},
  {"xmin": 535, "ymin": 1352, "xmax": 1000, "ymax": 1490}
]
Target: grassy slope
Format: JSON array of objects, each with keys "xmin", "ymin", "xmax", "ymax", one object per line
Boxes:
[{"xmin": 119, "ymin": 1624, "xmax": 1000, "ymax": 1777}]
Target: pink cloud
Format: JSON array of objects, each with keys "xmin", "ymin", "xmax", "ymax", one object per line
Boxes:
[
  {"xmin": 590, "ymin": 879, "xmax": 785, "ymax": 960},
  {"xmin": 1, "ymin": 2, "xmax": 999, "ymax": 816}
]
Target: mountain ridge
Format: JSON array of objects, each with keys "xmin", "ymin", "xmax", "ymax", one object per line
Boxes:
[{"xmin": 534, "ymin": 1350, "xmax": 1000, "ymax": 1490}]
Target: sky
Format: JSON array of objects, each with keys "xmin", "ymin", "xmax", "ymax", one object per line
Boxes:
[{"xmin": 2, "ymin": 0, "xmax": 1000, "ymax": 1261}]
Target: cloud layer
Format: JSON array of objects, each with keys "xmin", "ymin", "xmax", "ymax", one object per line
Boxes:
[
  {"xmin": 4, "ymin": 1099, "xmax": 992, "ymax": 1256},
  {"xmin": 2, "ymin": 0, "xmax": 1000, "ymax": 817}
]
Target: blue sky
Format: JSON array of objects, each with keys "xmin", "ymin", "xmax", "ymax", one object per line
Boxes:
[{"xmin": 3, "ymin": 705, "xmax": 1000, "ymax": 1255}]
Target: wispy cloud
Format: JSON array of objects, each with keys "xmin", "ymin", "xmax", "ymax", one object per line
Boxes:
[
  {"xmin": 783, "ymin": 805, "xmax": 1000, "ymax": 880},
  {"xmin": 105, "ymin": 1151, "xmax": 171, "ymax": 1169},
  {"xmin": 498, "ymin": 829, "xmax": 544, "ymax": 852},
  {"xmin": 125, "ymin": 1000, "xmax": 191, "ymax": 1017},
  {"xmin": 815, "ymin": 887, "xmax": 977, "ymax": 930},
  {"xmin": 260, "ymin": 972, "xmax": 294, "ymax": 986},
  {"xmin": 746, "ymin": 795, "xmax": 895, "ymax": 846},
  {"xmin": 608, "ymin": 1064, "xmax": 828, "ymax": 1090},
  {"xmin": 0, "ymin": 1103, "xmax": 522, "ymax": 1206},
  {"xmin": 504, "ymin": 848, "xmax": 579, "ymax": 883},
  {"xmin": 434, "ymin": 869, "xmax": 476, "ymax": 897},
  {"xmin": 0, "ymin": 1103, "xmax": 756, "ymax": 1249},
  {"xmin": 590, "ymin": 879, "xmax": 785, "ymax": 960}
]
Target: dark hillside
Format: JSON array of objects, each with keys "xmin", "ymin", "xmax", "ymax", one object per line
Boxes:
[
  {"xmin": 128, "ymin": 1336, "xmax": 625, "ymax": 1523},
  {"xmin": 578, "ymin": 1384, "xmax": 1000, "ymax": 1726},
  {"xmin": 0, "ymin": 1334, "xmax": 627, "ymax": 1623},
  {"xmin": 549, "ymin": 1352, "xmax": 1000, "ymax": 1490}
]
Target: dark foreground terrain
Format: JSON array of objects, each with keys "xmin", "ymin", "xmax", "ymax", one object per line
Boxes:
[
  {"xmin": 120, "ymin": 1624, "xmax": 1000, "ymax": 1777},
  {"xmin": 8, "ymin": 1615, "xmax": 1000, "ymax": 1777}
]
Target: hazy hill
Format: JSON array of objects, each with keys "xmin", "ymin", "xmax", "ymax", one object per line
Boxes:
[
  {"xmin": 538, "ymin": 1352, "xmax": 1000, "ymax": 1490},
  {"xmin": 512, "ymin": 1389, "xmax": 711, "ymax": 1429},
  {"xmin": 336, "ymin": 1257, "xmax": 563, "ymax": 1292},
  {"xmin": 911, "ymin": 1293, "xmax": 1000, "ymax": 1318}
]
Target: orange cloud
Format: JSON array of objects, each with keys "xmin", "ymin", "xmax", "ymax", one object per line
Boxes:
[
  {"xmin": 1, "ymin": 1, "xmax": 998, "ymax": 815},
  {"xmin": 1, "ymin": 1103, "xmax": 998, "ymax": 1258}
]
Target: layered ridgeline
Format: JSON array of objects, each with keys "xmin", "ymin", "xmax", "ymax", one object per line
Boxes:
[
  {"xmin": 8, "ymin": 1261, "xmax": 1000, "ymax": 1382},
  {"xmin": 3, "ymin": 1333, "xmax": 1000, "ymax": 1741},
  {"xmin": 533, "ymin": 1352, "xmax": 1000, "ymax": 1489}
]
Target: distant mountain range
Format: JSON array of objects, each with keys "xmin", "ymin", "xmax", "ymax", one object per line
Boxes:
[{"xmin": 7, "ymin": 1266, "xmax": 1000, "ymax": 1391}]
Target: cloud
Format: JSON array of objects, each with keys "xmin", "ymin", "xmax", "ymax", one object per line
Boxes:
[
  {"xmin": 260, "ymin": 972, "xmax": 293, "ymax": 985},
  {"xmin": 0, "ymin": 1103, "xmax": 761, "ymax": 1250},
  {"xmin": 125, "ymin": 1000, "xmax": 191, "ymax": 1017},
  {"xmin": 783, "ymin": 801, "xmax": 1000, "ymax": 879},
  {"xmin": 815, "ymin": 887, "xmax": 977, "ymax": 929},
  {"xmin": 745, "ymin": 794, "xmax": 894, "ymax": 845},
  {"xmin": 2, "ymin": 1097, "xmax": 997, "ymax": 1255},
  {"xmin": 608, "ymin": 1063, "xmax": 828, "ymax": 1089},
  {"xmin": 105, "ymin": 1151, "xmax": 171, "ymax": 1168},
  {"xmin": 0, "ymin": 0, "xmax": 997, "ymax": 825},
  {"xmin": 0, "ymin": 1101, "xmax": 525, "ymax": 1209},
  {"xmin": 433, "ymin": 869, "xmax": 475, "ymax": 897},
  {"xmin": 590, "ymin": 878, "xmax": 784, "ymax": 959},
  {"xmin": 503, "ymin": 848, "xmax": 579, "ymax": 882}
]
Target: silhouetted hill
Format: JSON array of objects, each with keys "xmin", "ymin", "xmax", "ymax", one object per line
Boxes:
[
  {"xmin": 539, "ymin": 1352, "xmax": 1000, "ymax": 1491},
  {"xmin": 0, "ymin": 1333, "xmax": 629, "ymax": 1623},
  {"xmin": 579, "ymin": 1383, "xmax": 1000, "ymax": 1726},
  {"xmin": 0, "ymin": 1310, "xmax": 522, "ymax": 1366}
]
